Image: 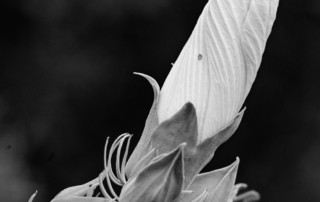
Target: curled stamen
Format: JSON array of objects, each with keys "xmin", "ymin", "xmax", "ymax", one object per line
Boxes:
[
  {"xmin": 108, "ymin": 134, "xmax": 129, "ymax": 186},
  {"xmin": 104, "ymin": 137, "xmax": 114, "ymax": 185},
  {"xmin": 120, "ymin": 135, "xmax": 132, "ymax": 183},
  {"xmin": 116, "ymin": 138, "xmax": 123, "ymax": 182},
  {"xmin": 100, "ymin": 134, "xmax": 133, "ymax": 200},
  {"xmin": 106, "ymin": 167, "xmax": 120, "ymax": 199},
  {"xmin": 116, "ymin": 134, "xmax": 131, "ymax": 184}
]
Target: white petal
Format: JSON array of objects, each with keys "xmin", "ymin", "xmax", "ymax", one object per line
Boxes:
[{"xmin": 158, "ymin": 0, "xmax": 279, "ymax": 143}]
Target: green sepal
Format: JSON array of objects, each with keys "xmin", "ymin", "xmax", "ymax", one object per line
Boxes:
[
  {"xmin": 125, "ymin": 73, "xmax": 160, "ymax": 179},
  {"xmin": 178, "ymin": 158, "xmax": 239, "ymax": 202},
  {"xmin": 151, "ymin": 102, "xmax": 244, "ymax": 188},
  {"xmin": 120, "ymin": 144, "xmax": 184, "ymax": 202}
]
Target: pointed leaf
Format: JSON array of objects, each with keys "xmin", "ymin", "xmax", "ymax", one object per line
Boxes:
[
  {"xmin": 126, "ymin": 73, "xmax": 160, "ymax": 179},
  {"xmin": 208, "ymin": 158, "xmax": 239, "ymax": 202},
  {"xmin": 158, "ymin": 0, "xmax": 279, "ymax": 143},
  {"xmin": 152, "ymin": 102, "xmax": 198, "ymax": 154},
  {"xmin": 152, "ymin": 102, "xmax": 244, "ymax": 188},
  {"xmin": 120, "ymin": 145, "xmax": 184, "ymax": 202},
  {"xmin": 178, "ymin": 158, "xmax": 239, "ymax": 202}
]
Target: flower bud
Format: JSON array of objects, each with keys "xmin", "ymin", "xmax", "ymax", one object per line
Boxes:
[{"xmin": 158, "ymin": 0, "xmax": 279, "ymax": 143}]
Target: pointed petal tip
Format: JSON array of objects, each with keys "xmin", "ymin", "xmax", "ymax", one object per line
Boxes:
[
  {"xmin": 234, "ymin": 157, "xmax": 240, "ymax": 168},
  {"xmin": 224, "ymin": 157, "xmax": 240, "ymax": 173},
  {"xmin": 133, "ymin": 72, "xmax": 160, "ymax": 92},
  {"xmin": 235, "ymin": 156, "xmax": 240, "ymax": 163},
  {"xmin": 182, "ymin": 102, "xmax": 196, "ymax": 117},
  {"xmin": 235, "ymin": 108, "xmax": 245, "ymax": 122},
  {"xmin": 28, "ymin": 190, "xmax": 38, "ymax": 202}
]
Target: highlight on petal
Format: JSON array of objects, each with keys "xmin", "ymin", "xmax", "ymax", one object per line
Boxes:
[
  {"xmin": 119, "ymin": 144, "xmax": 184, "ymax": 202},
  {"xmin": 158, "ymin": 0, "xmax": 279, "ymax": 143}
]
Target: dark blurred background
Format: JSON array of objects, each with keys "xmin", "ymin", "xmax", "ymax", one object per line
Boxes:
[{"xmin": 0, "ymin": 0, "xmax": 319, "ymax": 201}]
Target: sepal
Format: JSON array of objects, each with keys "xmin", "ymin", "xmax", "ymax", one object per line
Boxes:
[
  {"xmin": 120, "ymin": 144, "xmax": 184, "ymax": 202},
  {"xmin": 125, "ymin": 73, "xmax": 160, "ymax": 179},
  {"xmin": 151, "ymin": 102, "xmax": 244, "ymax": 188},
  {"xmin": 178, "ymin": 158, "xmax": 239, "ymax": 202}
]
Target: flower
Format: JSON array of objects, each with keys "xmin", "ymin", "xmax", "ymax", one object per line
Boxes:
[
  {"xmin": 45, "ymin": 0, "xmax": 280, "ymax": 202},
  {"xmin": 48, "ymin": 104, "xmax": 257, "ymax": 202},
  {"xmin": 158, "ymin": 0, "xmax": 279, "ymax": 143}
]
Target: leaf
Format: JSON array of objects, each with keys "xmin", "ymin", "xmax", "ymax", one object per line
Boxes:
[
  {"xmin": 125, "ymin": 73, "xmax": 160, "ymax": 179},
  {"xmin": 152, "ymin": 102, "xmax": 244, "ymax": 188},
  {"xmin": 178, "ymin": 158, "xmax": 239, "ymax": 202},
  {"xmin": 120, "ymin": 145, "xmax": 184, "ymax": 202},
  {"xmin": 152, "ymin": 102, "xmax": 198, "ymax": 154},
  {"xmin": 158, "ymin": 0, "xmax": 279, "ymax": 143}
]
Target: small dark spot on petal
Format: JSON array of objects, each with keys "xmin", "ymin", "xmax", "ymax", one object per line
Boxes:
[{"xmin": 198, "ymin": 54, "xmax": 202, "ymax": 60}]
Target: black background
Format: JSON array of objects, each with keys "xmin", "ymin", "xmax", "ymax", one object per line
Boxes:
[{"xmin": 0, "ymin": 0, "xmax": 320, "ymax": 201}]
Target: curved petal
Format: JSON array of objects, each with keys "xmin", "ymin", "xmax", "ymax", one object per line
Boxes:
[
  {"xmin": 125, "ymin": 73, "xmax": 160, "ymax": 178},
  {"xmin": 158, "ymin": 0, "xmax": 279, "ymax": 143}
]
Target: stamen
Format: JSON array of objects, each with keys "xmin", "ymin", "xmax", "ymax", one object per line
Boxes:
[
  {"xmin": 120, "ymin": 135, "xmax": 132, "ymax": 183},
  {"xmin": 101, "ymin": 134, "xmax": 134, "ymax": 201},
  {"xmin": 104, "ymin": 137, "xmax": 114, "ymax": 185},
  {"xmin": 108, "ymin": 134, "xmax": 128, "ymax": 185},
  {"xmin": 106, "ymin": 168, "xmax": 120, "ymax": 199},
  {"xmin": 116, "ymin": 134, "xmax": 131, "ymax": 185},
  {"xmin": 99, "ymin": 172, "xmax": 111, "ymax": 199}
]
